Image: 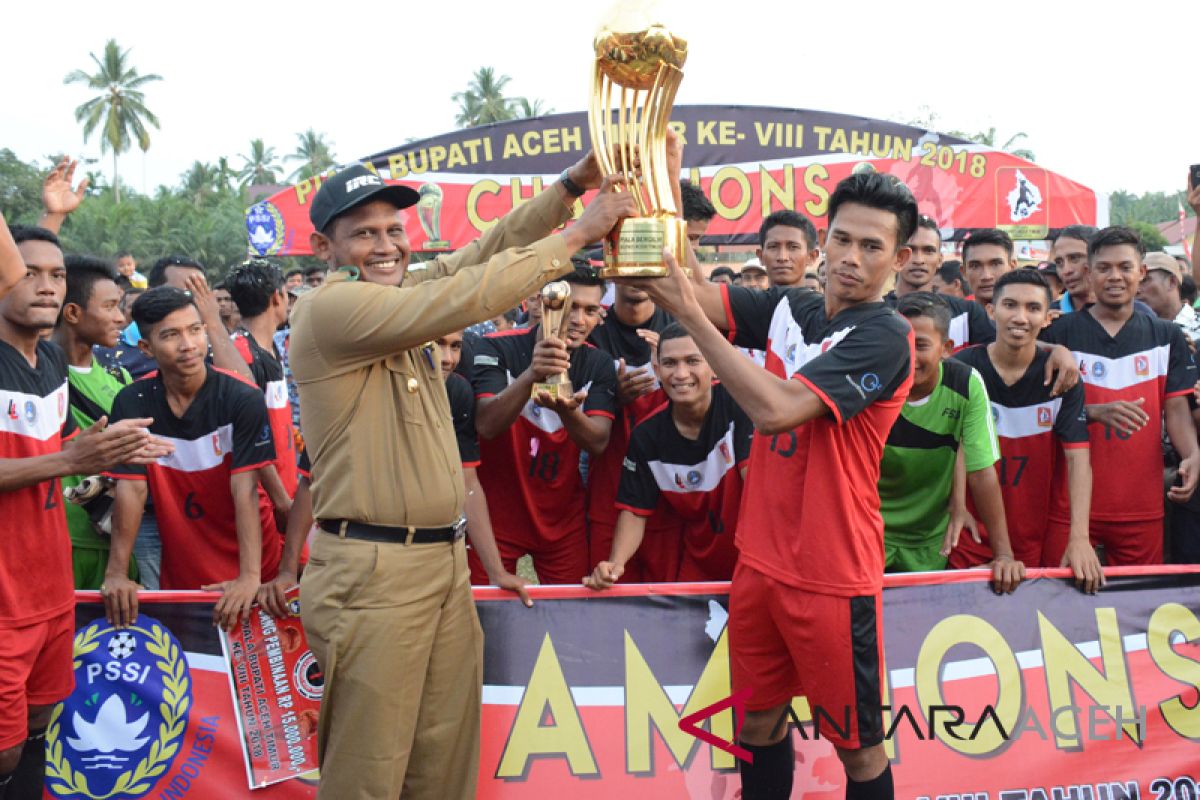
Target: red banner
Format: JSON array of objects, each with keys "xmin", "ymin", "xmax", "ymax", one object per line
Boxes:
[
  {"xmin": 246, "ymin": 106, "xmax": 1098, "ymax": 258},
  {"xmin": 48, "ymin": 568, "xmax": 1199, "ymax": 798},
  {"xmin": 220, "ymin": 587, "xmax": 320, "ymax": 788}
]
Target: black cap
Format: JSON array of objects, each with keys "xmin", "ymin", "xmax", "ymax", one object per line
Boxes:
[{"xmin": 308, "ymin": 164, "xmax": 420, "ymax": 233}]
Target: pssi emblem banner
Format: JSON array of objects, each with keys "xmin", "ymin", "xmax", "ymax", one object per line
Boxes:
[
  {"xmin": 52, "ymin": 570, "xmax": 1200, "ymax": 798},
  {"xmin": 247, "ymin": 105, "xmax": 1098, "ymax": 257}
]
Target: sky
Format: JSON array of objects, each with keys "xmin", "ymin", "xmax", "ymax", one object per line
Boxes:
[{"xmin": 3, "ymin": 0, "xmax": 1196, "ymax": 201}]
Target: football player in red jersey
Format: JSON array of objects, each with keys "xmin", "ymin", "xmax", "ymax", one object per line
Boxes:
[
  {"xmin": 628, "ymin": 172, "xmax": 920, "ymax": 798},
  {"xmin": 0, "ymin": 225, "xmax": 168, "ymax": 800},
  {"xmin": 585, "ymin": 323, "xmax": 752, "ymax": 589},
  {"xmin": 951, "ymin": 270, "xmax": 1102, "ymax": 592},
  {"xmin": 1041, "ymin": 226, "xmax": 1199, "ymax": 564},
  {"xmin": 101, "ymin": 287, "xmax": 283, "ymax": 631},
  {"xmin": 473, "ymin": 267, "xmax": 617, "ymax": 584}
]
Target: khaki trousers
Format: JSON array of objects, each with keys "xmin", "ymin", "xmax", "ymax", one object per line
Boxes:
[{"xmin": 301, "ymin": 533, "xmax": 483, "ymax": 799}]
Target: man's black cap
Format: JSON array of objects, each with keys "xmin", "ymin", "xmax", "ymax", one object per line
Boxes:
[{"xmin": 308, "ymin": 164, "xmax": 420, "ymax": 233}]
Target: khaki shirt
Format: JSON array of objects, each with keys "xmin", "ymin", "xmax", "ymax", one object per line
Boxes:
[{"xmin": 290, "ymin": 187, "xmax": 575, "ymax": 526}]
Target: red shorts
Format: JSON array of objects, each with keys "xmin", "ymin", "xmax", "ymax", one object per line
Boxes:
[
  {"xmin": 729, "ymin": 562, "xmax": 884, "ymax": 750},
  {"xmin": 949, "ymin": 520, "xmax": 1073, "ymax": 569},
  {"xmin": 1091, "ymin": 518, "xmax": 1164, "ymax": 565},
  {"xmin": 0, "ymin": 609, "xmax": 76, "ymax": 749},
  {"xmin": 468, "ymin": 524, "xmax": 589, "ymax": 586}
]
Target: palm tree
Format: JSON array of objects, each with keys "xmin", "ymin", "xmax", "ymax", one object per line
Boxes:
[
  {"xmin": 949, "ymin": 126, "xmax": 1036, "ymax": 162},
  {"xmin": 515, "ymin": 97, "xmax": 553, "ymax": 119},
  {"xmin": 286, "ymin": 129, "xmax": 336, "ymax": 182},
  {"xmin": 181, "ymin": 161, "xmax": 218, "ymax": 205},
  {"xmin": 453, "ymin": 67, "xmax": 516, "ymax": 128},
  {"xmin": 237, "ymin": 139, "xmax": 281, "ymax": 187},
  {"xmin": 64, "ymin": 40, "xmax": 162, "ymax": 203}
]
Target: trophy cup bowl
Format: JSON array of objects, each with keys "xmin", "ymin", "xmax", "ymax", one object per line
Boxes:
[
  {"xmin": 589, "ymin": 5, "xmax": 689, "ymax": 278},
  {"xmin": 531, "ymin": 281, "xmax": 574, "ymax": 400}
]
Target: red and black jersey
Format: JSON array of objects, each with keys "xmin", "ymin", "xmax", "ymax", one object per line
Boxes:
[
  {"xmin": 472, "ymin": 327, "xmax": 617, "ymax": 547},
  {"xmin": 105, "ymin": 366, "xmax": 282, "ymax": 588},
  {"xmin": 0, "ymin": 340, "xmax": 77, "ymax": 625},
  {"xmin": 586, "ymin": 307, "xmax": 676, "ymax": 530},
  {"xmin": 617, "ymin": 383, "xmax": 752, "ymax": 581},
  {"xmin": 884, "ymin": 292, "xmax": 994, "ymax": 351},
  {"xmin": 954, "ymin": 346, "xmax": 1088, "ymax": 555},
  {"xmin": 446, "ymin": 372, "xmax": 480, "ymax": 467},
  {"xmin": 232, "ymin": 330, "xmax": 297, "ymax": 497},
  {"xmin": 1042, "ymin": 308, "xmax": 1197, "ymax": 521},
  {"xmin": 722, "ymin": 284, "xmax": 914, "ymax": 596}
]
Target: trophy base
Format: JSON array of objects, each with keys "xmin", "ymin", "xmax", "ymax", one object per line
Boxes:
[
  {"xmin": 531, "ymin": 380, "xmax": 574, "ymax": 400},
  {"xmin": 600, "ymin": 217, "xmax": 688, "ymax": 278}
]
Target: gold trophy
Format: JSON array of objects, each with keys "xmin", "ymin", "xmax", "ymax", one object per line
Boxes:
[
  {"xmin": 531, "ymin": 281, "xmax": 574, "ymax": 400},
  {"xmin": 416, "ymin": 183, "xmax": 450, "ymax": 250},
  {"xmin": 589, "ymin": 2, "xmax": 688, "ymax": 277}
]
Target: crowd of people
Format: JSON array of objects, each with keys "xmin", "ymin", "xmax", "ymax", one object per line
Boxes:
[{"xmin": 2, "ymin": 148, "xmax": 1200, "ymax": 800}]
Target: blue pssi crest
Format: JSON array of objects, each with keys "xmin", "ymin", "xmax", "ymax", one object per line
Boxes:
[{"xmin": 45, "ymin": 616, "xmax": 192, "ymax": 799}]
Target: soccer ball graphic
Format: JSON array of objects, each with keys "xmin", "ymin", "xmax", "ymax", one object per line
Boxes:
[{"xmin": 108, "ymin": 631, "xmax": 138, "ymax": 660}]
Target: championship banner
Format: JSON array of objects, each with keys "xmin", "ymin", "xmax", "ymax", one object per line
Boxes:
[
  {"xmin": 246, "ymin": 105, "xmax": 1098, "ymax": 257},
  {"xmin": 219, "ymin": 587, "xmax": 321, "ymax": 788},
  {"xmin": 50, "ymin": 569, "xmax": 1199, "ymax": 798}
]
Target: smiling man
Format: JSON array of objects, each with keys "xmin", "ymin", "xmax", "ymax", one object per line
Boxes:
[
  {"xmin": 288, "ymin": 159, "xmax": 634, "ymax": 800},
  {"xmin": 473, "ymin": 266, "xmax": 617, "ymax": 585},
  {"xmin": 1041, "ymin": 227, "xmax": 1200, "ymax": 565},
  {"xmin": 886, "ymin": 217, "xmax": 994, "ymax": 352}
]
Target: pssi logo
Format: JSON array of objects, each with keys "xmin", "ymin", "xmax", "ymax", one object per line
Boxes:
[
  {"xmin": 1037, "ymin": 407, "xmax": 1053, "ymax": 427},
  {"xmin": 46, "ymin": 617, "xmax": 192, "ymax": 799},
  {"xmin": 1134, "ymin": 355, "xmax": 1149, "ymax": 377}
]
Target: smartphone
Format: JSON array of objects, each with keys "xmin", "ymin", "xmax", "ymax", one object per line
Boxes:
[{"xmin": 1191, "ymin": 163, "xmax": 1200, "ymax": 190}]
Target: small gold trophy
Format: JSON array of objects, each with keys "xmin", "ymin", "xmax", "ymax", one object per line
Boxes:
[
  {"xmin": 589, "ymin": 2, "xmax": 688, "ymax": 278},
  {"xmin": 531, "ymin": 281, "xmax": 574, "ymax": 400},
  {"xmin": 416, "ymin": 183, "xmax": 450, "ymax": 250}
]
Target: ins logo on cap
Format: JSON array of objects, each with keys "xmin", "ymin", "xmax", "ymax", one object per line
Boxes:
[{"xmin": 345, "ymin": 175, "xmax": 382, "ymax": 193}]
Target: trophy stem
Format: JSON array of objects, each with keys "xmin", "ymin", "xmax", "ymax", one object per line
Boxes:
[
  {"xmin": 589, "ymin": 67, "xmax": 616, "ymax": 177},
  {"xmin": 640, "ymin": 65, "xmax": 666, "ymax": 213}
]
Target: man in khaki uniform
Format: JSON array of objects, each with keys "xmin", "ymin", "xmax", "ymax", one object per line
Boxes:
[{"xmin": 289, "ymin": 158, "xmax": 634, "ymax": 799}]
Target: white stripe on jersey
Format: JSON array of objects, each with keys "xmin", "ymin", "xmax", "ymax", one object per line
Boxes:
[
  {"xmin": 0, "ymin": 382, "xmax": 69, "ymax": 441},
  {"xmin": 156, "ymin": 424, "xmax": 234, "ymax": 472},
  {"xmin": 265, "ymin": 379, "xmax": 289, "ymax": 410},
  {"xmin": 992, "ymin": 397, "xmax": 1063, "ymax": 440},
  {"xmin": 1075, "ymin": 344, "xmax": 1170, "ymax": 393},
  {"xmin": 948, "ymin": 313, "xmax": 969, "ymax": 349},
  {"xmin": 765, "ymin": 296, "xmax": 853, "ymax": 378},
  {"xmin": 647, "ymin": 422, "xmax": 738, "ymax": 493}
]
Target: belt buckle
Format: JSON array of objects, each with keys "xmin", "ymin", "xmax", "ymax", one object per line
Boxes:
[{"xmin": 452, "ymin": 517, "xmax": 467, "ymax": 541}]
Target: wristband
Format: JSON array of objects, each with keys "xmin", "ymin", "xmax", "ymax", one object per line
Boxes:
[{"xmin": 559, "ymin": 170, "xmax": 586, "ymax": 198}]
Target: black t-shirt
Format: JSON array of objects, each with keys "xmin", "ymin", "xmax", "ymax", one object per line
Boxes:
[
  {"xmin": 446, "ymin": 372, "xmax": 480, "ymax": 466},
  {"xmin": 885, "ymin": 291, "xmax": 994, "ymax": 349},
  {"xmin": 589, "ymin": 306, "xmax": 674, "ymax": 371}
]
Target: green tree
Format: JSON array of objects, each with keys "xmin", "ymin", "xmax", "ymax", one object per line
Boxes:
[
  {"xmin": 0, "ymin": 149, "xmax": 48, "ymax": 224},
  {"xmin": 1128, "ymin": 221, "xmax": 1170, "ymax": 252},
  {"xmin": 514, "ymin": 97, "xmax": 553, "ymax": 119},
  {"xmin": 180, "ymin": 161, "xmax": 219, "ymax": 205},
  {"xmin": 453, "ymin": 67, "xmax": 516, "ymax": 127},
  {"xmin": 948, "ymin": 126, "xmax": 1035, "ymax": 162},
  {"xmin": 1109, "ymin": 190, "xmax": 1193, "ymax": 226},
  {"xmin": 63, "ymin": 39, "xmax": 162, "ymax": 203},
  {"xmin": 286, "ymin": 129, "xmax": 336, "ymax": 182},
  {"xmin": 237, "ymin": 139, "xmax": 281, "ymax": 187}
]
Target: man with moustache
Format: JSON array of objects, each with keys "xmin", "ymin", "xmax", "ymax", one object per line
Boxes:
[
  {"xmin": 288, "ymin": 156, "xmax": 633, "ymax": 800},
  {"xmin": 758, "ymin": 210, "xmax": 820, "ymax": 288}
]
